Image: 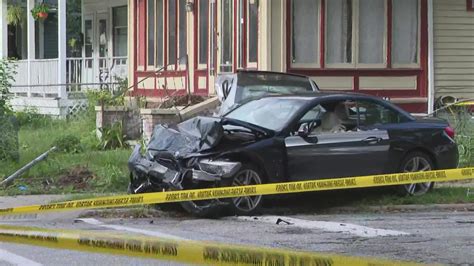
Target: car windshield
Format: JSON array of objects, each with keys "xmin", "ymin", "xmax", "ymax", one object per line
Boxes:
[{"xmin": 224, "ymin": 98, "xmax": 308, "ymax": 131}]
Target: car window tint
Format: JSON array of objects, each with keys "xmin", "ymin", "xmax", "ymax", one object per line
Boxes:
[{"xmin": 357, "ymin": 100, "xmax": 403, "ymax": 126}]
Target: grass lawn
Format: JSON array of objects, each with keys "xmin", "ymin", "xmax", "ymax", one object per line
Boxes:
[{"xmin": 0, "ymin": 116, "xmax": 131, "ymax": 196}]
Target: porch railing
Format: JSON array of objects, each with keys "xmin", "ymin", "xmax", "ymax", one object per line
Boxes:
[
  {"xmin": 10, "ymin": 57, "xmax": 128, "ymax": 98},
  {"xmin": 66, "ymin": 56, "xmax": 128, "ymax": 92},
  {"xmin": 11, "ymin": 59, "xmax": 60, "ymax": 98}
]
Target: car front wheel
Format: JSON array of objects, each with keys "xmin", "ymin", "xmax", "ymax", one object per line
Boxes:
[
  {"xmin": 224, "ymin": 165, "xmax": 264, "ymax": 216},
  {"xmin": 399, "ymin": 152, "xmax": 435, "ymax": 196}
]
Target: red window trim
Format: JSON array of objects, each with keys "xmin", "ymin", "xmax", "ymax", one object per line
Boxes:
[
  {"xmin": 194, "ymin": 0, "xmax": 210, "ymax": 70},
  {"xmin": 285, "ymin": 0, "xmax": 429, "ymax": 102},
  {"xmin": 468, "ymin": 0, "xmax": 474, "ymax": 11},
  {"xmin": 287, "ymin": 0, "xmax": 427, "ymax": 74},
  {"xmin": 234, "ymin": 0, "xmax": 259, "ymax": 72}
]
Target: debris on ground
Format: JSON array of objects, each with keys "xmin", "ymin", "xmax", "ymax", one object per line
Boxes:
[{"xmin": 56, "ymin": 166, "xmax": 95, "ymax": 190}]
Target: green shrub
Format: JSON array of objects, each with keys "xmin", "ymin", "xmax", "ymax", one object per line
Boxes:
[
  {"xmin": 0, "ymin": 115, "xmax": 19, "ymax": 161},
  {"xmin": 98, "ymin": 121, "xmax": 127, "ymax": 150},
  {"xmin": 53, "ymin": 135, "xmax": 82, "ymax": 153},
  {"xmin": 15, "ymin": 107, "xmax": 52, "ymax": 128},
  {"xmin": 0, "ymin": 59, "xmax": 16, "ymax": 116}
]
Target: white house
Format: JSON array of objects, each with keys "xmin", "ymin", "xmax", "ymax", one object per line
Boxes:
[{"xmin": 0, "ymin": 0, "xmax": 128, "ymax": 117}]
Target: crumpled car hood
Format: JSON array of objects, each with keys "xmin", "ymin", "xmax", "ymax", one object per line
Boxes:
[{"xmin": 147, "ymin": 116, "xmax": 224, "ymax": 158}]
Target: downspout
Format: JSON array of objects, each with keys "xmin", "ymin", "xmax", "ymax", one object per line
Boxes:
[{"xmin": 427, "ymin": 0, "xmax": 435, "ymax": 114}]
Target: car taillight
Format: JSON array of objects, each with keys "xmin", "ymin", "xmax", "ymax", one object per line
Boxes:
[{"xmin": 445, "ymin": 126, "xmax": 455, "ymax": 139}]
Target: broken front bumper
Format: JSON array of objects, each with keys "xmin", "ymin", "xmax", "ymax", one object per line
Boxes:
[{"xmin": 128, "ymin": 145, "xmax": 242, "ymax": 193}]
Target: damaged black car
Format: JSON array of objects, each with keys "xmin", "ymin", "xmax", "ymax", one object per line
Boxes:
[{"xmin": 128, "ymin": 92, "xmax": 459, "ymax": 217}]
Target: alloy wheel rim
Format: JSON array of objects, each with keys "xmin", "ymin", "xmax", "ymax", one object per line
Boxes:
[
  {"xmin": 232, "ymin": 169, "xmax": 262, "ymax": 212},
  {"xmin": 403, "ymin": 156, "xmax": 433, "ymax": 196}
]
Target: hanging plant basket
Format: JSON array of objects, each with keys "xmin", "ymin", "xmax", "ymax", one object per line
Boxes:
[
  {"xmin": 7, "ymin": 4, "xmax": 25, "ymax": 26},
  {"xmin": 31, "ymin": 3, "xmax": 50, "ymax": 21}
]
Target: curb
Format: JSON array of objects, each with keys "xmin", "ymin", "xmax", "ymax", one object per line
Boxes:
[{"xmin": 324, "ymin": 203, "xmax": 474, "ymax": 214}]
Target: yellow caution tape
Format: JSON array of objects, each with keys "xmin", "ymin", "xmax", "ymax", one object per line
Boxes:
[
  {"xmin": 0, "ymin": 224, "xmax": 421, "ymax": 265},
  {"xmin": 0, "ymin": 167, "xmax": 472, "ymax": 215},
  {"xmin": 455, "ymin": 101, "xmax": 474, "ymax": 106}
]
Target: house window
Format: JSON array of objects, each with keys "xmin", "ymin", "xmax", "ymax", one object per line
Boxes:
[
  {"xmin": 358, "ymin": 0, "xmax": 385, "ymax": 65},
  {"xmin": 168, "ymin": 0, "xmax": 177, "ymax": 65},
  {"xmin": 84, "ymin": 20, "xmax": 93, "ymax": 58},
  {"xmin": 237, "ymin": 0, "xmax": 259, "ymax": 69},
  {"xmin": 198, "ymin": 0, "xmax": 209, "ymax": 66},
  {"xmin": 291, "ymin": 0, "xmax": 319, "ymax": 66},
  {"xmin": 220, "ymin": 0, "xmax": 233, "ymax": 72},
  {"xmin": 247, "ymin": 0, "xmax": 258, "ymax": 66},
  {"xmin": 113, "ymin": 6, "xmax": 128, "ymax": 57},
  {"xmin": 164, "ymin": 0, "xmax": 187, "ymax": 66},
  {"xmin": 147, "ymin": 0, "xmax": 155, "ymax": 66},
  {"xmin": 290, "ymin": 0, "xmax": 420, "ymax": 70},
  {"xmin": 145, "ymin": 0, "xmax": 186, "ymax": 68},
  {"xmin": 392, "ymin": 0, "xmax": 419, "ymax": 66},
  {"xmin": 178, "ymin": 0, "xmax": 187, "ymax": 63},
  {"xmin": 326, "ymin": 0, "xmax": 352, "ymax": 65},
  {"xmin": 156, "ymin": 0, "xmax": 164, "ymax": 67},
  {"xmin": 326, "ymin": 0, "xmax": 386, "ymax": 67}
]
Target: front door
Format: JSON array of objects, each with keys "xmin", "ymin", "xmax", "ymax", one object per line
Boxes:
[
  {"xmin": 83, "ymin": 15, "xmax": 94, "ymax": 84},
  {"xmin": 96, "ymin": 13, "xmax": 109, "ymax": 84},
  {"xmin": 285, "ymin": 99, "xmax": 391, "ymax": 181},
  {"xmin": 286, "ymin": 130, "xmax": 390, "ymax": 181}
]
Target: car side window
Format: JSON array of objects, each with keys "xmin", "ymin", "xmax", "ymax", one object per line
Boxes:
[
  {"xmin": 357, "ymin": 100, "xmax": 404, "ymax": 127},
  {"xmin": 294, "ymin": 100, "xmax": 359, "ymax": 135}
]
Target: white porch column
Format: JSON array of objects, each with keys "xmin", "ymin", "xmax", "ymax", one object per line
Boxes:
[
  {"xmin": 57, "ymin": 0, "xmax": 67, "ymax": 99},
  {"xmin": 427, "ymin": 0, "xmax": 435, "ymax": 114},
  {"xmin": 27, "ymin": 0, "xmax": 36, "ymax": 97},
  {"xmin": 0, "ymin": 0, "xmax": 7, "ymax": 58}
]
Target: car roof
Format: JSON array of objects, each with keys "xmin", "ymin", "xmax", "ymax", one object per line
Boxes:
[
  {"xmin": 258, "ymin": 91, "xmax": 377, "ymax": 100},
  {"xmin": 236, "ymin": 70, "xmax": 311, "ymax": 80}
]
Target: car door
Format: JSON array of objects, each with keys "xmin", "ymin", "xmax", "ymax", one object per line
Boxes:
[{"xmin": 285, "ymin": 99, "xmax": 390, "ymax": 181}]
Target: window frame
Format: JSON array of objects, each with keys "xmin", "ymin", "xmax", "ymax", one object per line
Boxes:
[
  {"xmin": 197, "ymin": 0, "xmax": 210, "ymax": 70},
  {"xmin": 144, "ymin": 0, "xmax": 187, "ymax": 71},
  {"xmin": 147, "ymin": 0, "xmax": 155, "ymax": 67},
  {"xmin": 155, "ymin": 0, "xmax": 165, "ymax": 68},
  {"xmin": 219, "ymin": 0, "xmax": 234, "ymax": 73},
  {"xmin": 391, "ymin": 0, "xmax": 421, "ymax": 69},
  {"xmin": 290, "ymin": 0, "xmax": 321, "ymax": 69},
  {"xmin": 112, "ymin": 6, "xmax": 128, "ymax": 58},
  {"xmin": 288, "ymin": 0, "xmax": 422, "ymax": 71},
  {"xmin": 325, "ymin": 0, "xmax": 388, "ymax": 69},
  {"xmin": 246, "ymin": 0, "xmax": 258, "ymax": 69}
]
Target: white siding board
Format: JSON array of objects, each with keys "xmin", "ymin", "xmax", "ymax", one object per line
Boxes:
[{"xmin": 433, "ymin": 0, "xmax": 474, "ymax": 99}]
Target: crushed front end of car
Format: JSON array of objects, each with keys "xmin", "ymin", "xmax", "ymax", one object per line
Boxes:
[{"xmin": 127, "ymin": 117, "xmax": 248, "ymax": 216}]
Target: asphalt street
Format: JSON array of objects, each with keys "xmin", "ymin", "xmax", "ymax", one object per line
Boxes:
[{"xmin": 0, "ymin": 195, "xmax": 473, "ymax": 265}]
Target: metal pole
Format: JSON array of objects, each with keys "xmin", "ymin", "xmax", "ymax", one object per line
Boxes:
[{"xmin": 1, "ymin": 147, "xmax": 57, "ymax": 187}]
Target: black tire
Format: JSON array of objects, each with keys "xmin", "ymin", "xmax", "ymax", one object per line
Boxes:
[
  {"xmin": 220, "ymin": 164, "xmax": 264, "ymax": 216},
  {"xmin": 180, "ymin": 164, "xmax": 264, "ymax": 217},
  {"xmin": 398, "ymin": 152, "xmax": 435, "ymax": 196}
]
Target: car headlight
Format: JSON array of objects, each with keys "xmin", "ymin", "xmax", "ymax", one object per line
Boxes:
[{"xmin": 197, "ymin": 160, "xmax": 241, "ymax": 177}]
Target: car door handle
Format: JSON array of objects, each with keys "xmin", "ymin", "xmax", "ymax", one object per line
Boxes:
[{"xmin": 362, "ymin": 137, "xmax": 382, "ymax": 144}]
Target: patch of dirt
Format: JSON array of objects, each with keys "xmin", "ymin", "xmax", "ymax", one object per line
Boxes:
[{"xmin": 56, "ymin": 166, "xmax": 96, "ymax": 190}]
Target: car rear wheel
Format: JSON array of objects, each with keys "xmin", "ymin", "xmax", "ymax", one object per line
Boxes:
[{"xmin": 399, "ymin": 152, "xmax": 434, "ymax": 196}]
